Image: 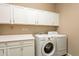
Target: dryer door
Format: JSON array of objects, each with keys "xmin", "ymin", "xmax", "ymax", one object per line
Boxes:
[{"xmin": 41, "ymin": 40, "xmax": 56, "ymax": 56}]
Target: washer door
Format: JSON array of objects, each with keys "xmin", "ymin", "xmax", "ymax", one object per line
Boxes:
[{"xmin": 41, "ymin": 41, "xmax": 56, "ymax": 56}]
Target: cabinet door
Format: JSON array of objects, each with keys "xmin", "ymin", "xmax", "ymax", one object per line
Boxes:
[
  {"xmin": 44, "ymin": 12, "xmax": 59, "ymax": 26},
  {"xmin": 25, "ymin": 8, "xmax": 37, "ymax": 25},
  {"xmin": 22, "ymin": 45, "xmax": 34, "ymax": 56},
  {"xmin": 0, "ymin": 4, "xmax": 12, "ymax": 24},
  {"xmin": 7, "ymin": 47, "xmax": 22, "ymax": 56},
  {"xmin": 0, "ymin": 48, "xmax": 6, "ymax": 56},
  {"xmin": 14, "ymin": 6, "xmax": 36, "ymax": 25},
  {"xmin": 37, "ymin": 11, "xmax": 51, "ymax": 25},
  {"xmin": 37, "ymin": 10, "xmax": 59, "ymax": 26},
  {"xmin": 22, "ymin": 40, "xmax": 35, "ymax": 56},
  {"xmin": 50, "ymin": 13, "xmax": 59, "ymax": 26},
  {"xmin": 13, "ymin": 6, "xmax": 27, "ymax": 24}
]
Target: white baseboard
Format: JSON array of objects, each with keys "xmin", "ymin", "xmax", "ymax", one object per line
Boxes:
[{"xmin": 67, "ymin": 53, "xmax": 72, "ymax": 56}]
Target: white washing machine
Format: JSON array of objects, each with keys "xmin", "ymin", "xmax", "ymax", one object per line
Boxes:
[
  {"xmin": 50, "ymin": 34, "xmax": 67, "ymax": 56},
  {"xmin": 35, "ymin": 34, "xmax": 57, "ymax": 56}
]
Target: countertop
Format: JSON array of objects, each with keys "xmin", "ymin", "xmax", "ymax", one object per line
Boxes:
[{"xmin": 0, "ymin": 34, "xmax": 35, "ymax": 42}]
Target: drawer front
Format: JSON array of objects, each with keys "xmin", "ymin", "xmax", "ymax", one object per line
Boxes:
[
  {"xmin": 6, "ymin": 41, "xmax": 21, "ymax": 47},
  {"xmin": 21, "ymin": 40, "xmax": 34, "ymax": 46}
]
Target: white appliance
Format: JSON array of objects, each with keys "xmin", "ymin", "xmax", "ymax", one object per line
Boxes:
[
  {"xmin": 48, "ymin": 31, "xmax": 58, "ymax": 35},
  {"xmin": 35, "ymin": 33, "xmax": 67, "ymax": 56},
  {"xmin": 50, "ymin": 34, "xmax": 67, "ymax": 56},
  {"xmin": 56, "ymin": 34, "xmax": 67, "ymax": 56},
  {"xmin": 35, "ymin": 34, "xmax": 57, "ymax": 56}
]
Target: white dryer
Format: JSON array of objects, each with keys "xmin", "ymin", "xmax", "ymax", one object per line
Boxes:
[
  {"xmin": 50, "ymin": 34, "xmax": 67, "ymax": 56},
  {"xmin": 35, "ymin": 34, "xmax": 57, "ymax": 56},
  {"xmin": 56, "ymin": 34, "xmax": 67, "ymax": 56}
]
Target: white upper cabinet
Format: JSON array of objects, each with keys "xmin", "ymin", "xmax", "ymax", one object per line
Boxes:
[
  {"xmin": 13, "ymin": 5, "xmax": 59, "ymax": 26},
  {"xmin": 36, "ymin": 10, "xmax": 50, "ymax": 25},
  {"xmin": 13, "ymin": 6, "xmax": 37, "ymax": 25},
  {"xmin": 0, "ymin": 4, "xmax": 59, "ymax": 26},
  {"xmin": 13, "ymin": 6, "xmax": 28, "ymax": 24},
  {"xmin": 51, "ymin": 13, "xmax": 59, "ymax": 26},
  {"xmin": 25, "ymin": 8, "xmax": 37, "ymax": 25},
  {"xmin": 37, "ymin": 11, "xmax": 51, "ymax": 25},
  {"xmin": 0, "ymin": 4, "xmax": 13, "ymax": 24},
  {"xmin": 37, "ymin": 10, "xmax": 59, "ymax": 26}
]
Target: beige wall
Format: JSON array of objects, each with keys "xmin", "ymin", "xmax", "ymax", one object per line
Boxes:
[
  {"xmin": 11, "ymin": 3, "xmax": 56, "ymax": 12},
  {"xmin": 0, "ymin": 3, "xmax": 57, "ymax": 35},
  {"xmin": 56, "ymin": 4, "xmax": 79, "ymax": 56},
  {"xmin": 0, "ymin": 24, "xmax": 57, "ymax": 35}
]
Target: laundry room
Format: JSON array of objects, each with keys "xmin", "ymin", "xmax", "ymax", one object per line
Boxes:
[{"xmin": 0, "ymin": 1, "xmax": 79, "ymax": 56}]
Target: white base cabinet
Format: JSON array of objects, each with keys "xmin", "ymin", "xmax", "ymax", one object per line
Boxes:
[
  {"xmin": 0, "ymin": 43, "xmax": 6, "ymax": 56},
  {"xmin": 7, "ymin": 47, "xmax": 22, "ymax": 56},
  {"xmin": 0, "ymin": 40, "xmax": 35, "ymax": 56},
  {"xmin": 22, "ymin": 40, "xmax": 35, "ymax": 56},
  {"xmin": 0, "ymin": 49, "xmax": 4, "ymax": 56},
  {"xmin": 0, "ymin": 48, "xmax": 6, "ymax": 56},
  {"xmin": 22, "ymin": 46, "xmax": 34, "ymax": 56}
]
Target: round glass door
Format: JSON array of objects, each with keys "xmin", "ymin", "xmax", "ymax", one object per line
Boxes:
[{"xmin": 44, "ymin": 42, "xmax": 54, "ymax": 54}]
